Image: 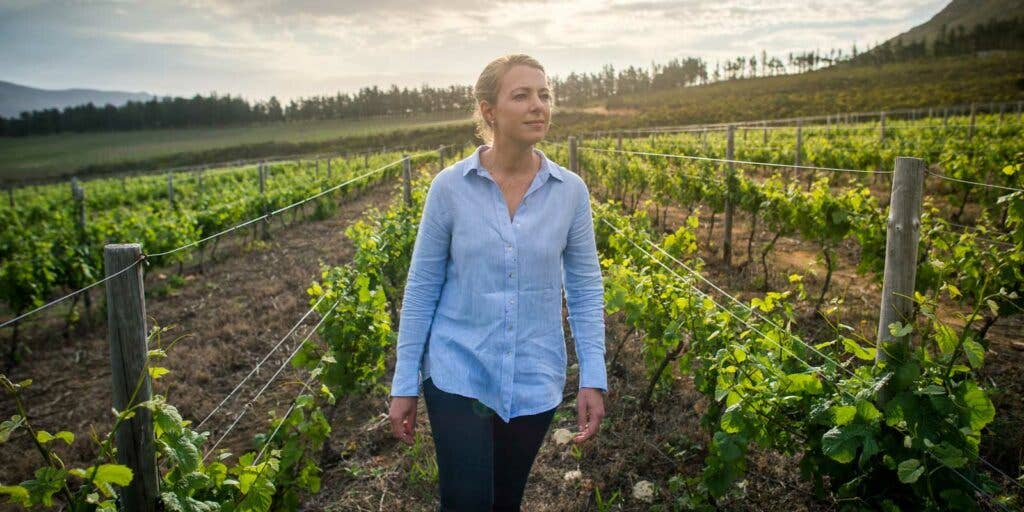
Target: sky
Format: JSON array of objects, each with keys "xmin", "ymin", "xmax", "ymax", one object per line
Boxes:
[{"xmin": 0, "ymin": 0, "xmax": 951, "ymax": 103}]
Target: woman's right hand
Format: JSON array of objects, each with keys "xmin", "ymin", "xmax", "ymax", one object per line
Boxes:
[{"xmin": 388, "ymin": 396, "xmax": 418, "ymax": 445}]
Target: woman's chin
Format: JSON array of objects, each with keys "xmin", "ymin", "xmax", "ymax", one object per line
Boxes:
[{"xmin": 519, "ymin": 130, "xmax": 547, "ymax": 145}]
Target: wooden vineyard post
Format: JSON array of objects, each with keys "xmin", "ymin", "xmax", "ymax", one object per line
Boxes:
[
  {"xmin": 327, "ymin": 157, "xmax": 332, "ymax": 181},
  {"xmin": 259, "ymin": 163, "xmax": 269, "ymax": 240},
  {"xmin": 616, "ymin": 132, "xmax": 622, "ymax": 152},
  {"xmin": 794, "ymin": 119, "xmax": 803, "ymax": 172},
  {"xmin": 402, "ymin": 155, "xmax": 412, "ymax": 207},
  {"xmin": 438, "ymin": 145, "xmax": 445, "ymax": 171},
  {"xmin": 569, "ymin": 136, "xmax": 578, "ymax": 175},
  {"xmin": 763, "ymin": 121, "xmax": 768, "ymax": 145},
  {"xmin": 879, "ymin": 111, "xmax": 886, "ymax": 142},
  {"xmin": 315, "ymin": 158, "xmax": 320, "ymax": 179},
  {"xmin": 104, "ymin": 243, "xmax": 159, "ymax": 512},
  {"xmin": 875, "ymin": 157, "xmax": 925, "ymax": 369},
  {"xmin": 364, "ymin": 152, "xmax": 369, "ymax": 169},
  {"xmin": 968, "ymin": 102, "xmax": 976, "ymax": 140},
  {"xmin": 943, "ymin": 108, "xmax": 948, "ymax": 129},
  {"xmin": 7, "ymin": 187, "xmax": 13, "ymax": 209},
  {"xmin": 166, "ymin": 172, "xmax": 174, "ymax": 207},
  {"xmin": 71, "ymin": 178, "xmax": 93, "ymax": 324},
  {"xmin": 723, "ymin": 125, "xmax": 736, "ymax": 265}
]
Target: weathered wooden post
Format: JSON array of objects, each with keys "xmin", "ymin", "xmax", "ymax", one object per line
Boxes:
[
  {"xmin": 364, "ymin": 152, "xmax": 369, "ymax": 169},
  {"xmin": 795, "ymin": 120, "xmax": 803, "ymax": 168},
  {"xmin": 879, "ymin": 111, "xmax": 886, "ymax": 142},
  {"xmin": 258, "ymin": 163, "xmax": 269, "ymax": 240},
  {"xmin": 104, "ymin": 243, "xmax": 159, "ymax": 512},
  {"xmin": 616, "ymin": 132, "xmax": 622, "ymax": 152},
  {"xmin": 71, "ymin": 178, "xmax": 92, "ymax": 322},
  {"xmin": 402, "ymin": 155, "xmax": 412, "ymax": 206},
  {"xmin": 723, "ymin": 125, "xmax": 736, "ymax": 265},
  {"xmin": 438, "ymin": 145, "xmax": 445, "ymax": 171},
  {"xmin": 326, "ymin": 157, "xmax": 332, "ymax": 180},
  {"xmin": 875, "ymin": 157, "xmax": 925, "ymax": 368},
  {"xmin": 166, "ymin": 173, "xmax": 174, "ymax": 207},
  {"xmin": 569, "ymin": 136, "xmax": 578, "ymax": 175},
  {"xmin": 762, "ymin": 121, "xmax": 768, "ymax": 145},
  {"xmin": 968, "ymin": 102, "xmax": 976, "ymax": 140}
]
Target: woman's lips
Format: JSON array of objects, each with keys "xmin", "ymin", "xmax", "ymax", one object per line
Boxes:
[{"xmin": 525, "ymin": 121, "xmax": 546, "ymax": 128}]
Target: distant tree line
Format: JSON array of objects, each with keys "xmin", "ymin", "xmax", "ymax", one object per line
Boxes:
[{"xmin": 2, "ymin": 17, "xmax": 1021, "ymax": 137}]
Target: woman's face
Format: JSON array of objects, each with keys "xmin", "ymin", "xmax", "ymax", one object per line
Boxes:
[{"xmin": 483, "ymin": 64, "xmax": 551, "ymax": 146}]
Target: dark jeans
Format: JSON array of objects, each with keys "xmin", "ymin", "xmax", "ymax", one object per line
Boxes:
[{"xmin": 423, "ymin": 377, "xmax": 557, "ymax": 512}]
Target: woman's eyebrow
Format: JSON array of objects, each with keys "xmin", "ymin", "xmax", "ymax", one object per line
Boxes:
[{"xmin": 510, "ymin": 86, "xmax": 550, "ymax": 93}]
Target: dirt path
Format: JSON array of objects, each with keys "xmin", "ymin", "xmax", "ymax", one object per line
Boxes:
[{"xmin": 0, "ymin": 177, "xmax": 404, "ymax": 495}]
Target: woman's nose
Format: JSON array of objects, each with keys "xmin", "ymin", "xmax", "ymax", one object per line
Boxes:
[{"xmin": 530, "ymin": 95, "xmax": 544, "ymax": 112}]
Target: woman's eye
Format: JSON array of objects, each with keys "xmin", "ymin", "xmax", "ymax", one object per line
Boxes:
[{"xmin": 515, "ymin": 94, "xmax": 526, "ymax": 99}]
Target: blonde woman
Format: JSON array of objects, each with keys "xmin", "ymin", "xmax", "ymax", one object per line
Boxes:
[{"xmin": 388, "ymin": 54, "xmax": 607, "ymax": 511}]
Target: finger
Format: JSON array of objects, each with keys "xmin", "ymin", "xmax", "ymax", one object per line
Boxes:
[
  {"xmin": 577, "ymin": 397, "xmax": 588, "ymax": 433},
  {"xmin": 403, "ymin": 410, "xmax": 417, "ymax": 444},
  {"xmin": 390, "ymin": 417, "xmax": 404, "ymax": 442}
]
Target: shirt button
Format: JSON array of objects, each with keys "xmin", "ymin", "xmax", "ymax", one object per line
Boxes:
[
  {"xmin": 507, "ymin": 324, "xmax": 513, "ymax": 331},
  {"xmin": 506, "ymin": 245, "xmax": 512, "ymax": 251},
  {"xmin": 508, "ymin": 273, "xmax": 513, "ymax": 278}
]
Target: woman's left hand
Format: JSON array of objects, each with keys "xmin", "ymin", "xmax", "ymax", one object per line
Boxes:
[{"xmin": 574, "ymin": 387, "xmax": 606, "ymax": 444}]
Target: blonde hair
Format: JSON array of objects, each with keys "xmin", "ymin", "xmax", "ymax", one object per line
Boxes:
[{"xmin": 472, "ymin": 54, "xmax": 555, "ymax": 144}]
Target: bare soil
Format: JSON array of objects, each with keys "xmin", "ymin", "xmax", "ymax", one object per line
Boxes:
[{"xmin": 2, "ymin": 161, "xmax": 1020, "ymax": 511}]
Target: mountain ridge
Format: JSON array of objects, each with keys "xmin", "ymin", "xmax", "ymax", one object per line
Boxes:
[
  {"xmin": 0, "ymin": 80, "xmax": 153, "ymax": 118},
  {"xmin": 884, "ymin": 0, "xmax": 1024, "ymax": 47}
]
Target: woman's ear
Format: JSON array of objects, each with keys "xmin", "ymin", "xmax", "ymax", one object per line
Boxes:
[{"xmin": 479, "ymin": 100, "xmax": 493, "ymax": 126}]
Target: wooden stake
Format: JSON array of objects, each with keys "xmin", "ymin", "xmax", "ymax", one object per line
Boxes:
[
  {"xmin": 723, "ymin": 125, "xmax": 736, "ymax": 266},
  {"xmin": 104, "ymin": 243, "xmax": 159, "ymax": 512},
  {"xmin": 876, "ymin": 157, "xmax": 925, "ymax": 366},
  {"xmin": 402, "ymin": 155, "xmax": 412, "ymax": 206}
]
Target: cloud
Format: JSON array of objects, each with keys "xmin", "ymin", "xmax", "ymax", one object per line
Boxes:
[{"xmin": 0, "ymin": 0, "xmax": 950, "ymax": 101}]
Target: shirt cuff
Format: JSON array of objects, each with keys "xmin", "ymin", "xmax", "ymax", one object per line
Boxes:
[{"xmin": 578, "ymin": 353, "xmax": 608, "ymax": 392}]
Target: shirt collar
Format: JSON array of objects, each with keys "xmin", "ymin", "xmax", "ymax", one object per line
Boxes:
[{"xmin": 462, "ymin": 144, "xmax": 564, "ymax": 182}]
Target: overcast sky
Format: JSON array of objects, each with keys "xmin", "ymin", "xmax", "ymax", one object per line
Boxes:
[{"xmin": 0, "ymin": 0, "xmax": 949, "ymax": 102}]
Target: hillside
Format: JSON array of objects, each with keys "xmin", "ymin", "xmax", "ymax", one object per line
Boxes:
[
  {"xmin": 2, "ymin": 52, "xmax": 1022, "ymax": 184},
  {"xmin": 0, "ymin": 80, "xmax": 152, "ymax": 118},
  {"xmin": 588, "ymin": 52, "xmax": 1023, "ymax": 130},
  {"xmin": 886, "ymin": 0, "xmax": 1024, "ymax": 47}
]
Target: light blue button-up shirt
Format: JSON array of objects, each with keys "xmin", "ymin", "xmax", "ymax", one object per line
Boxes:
[{"xmin": 390, "ymin": 144, "xmax": 607, "ymax": 423}]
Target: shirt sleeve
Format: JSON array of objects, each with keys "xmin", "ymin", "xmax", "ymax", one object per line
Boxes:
[
  {"xmin": 390, "ymin": 175, "xmax": 452, "ymax": 397},
  {"xmin": 562, "ymin": 178, "xmax": 608, "ymax": 393}
]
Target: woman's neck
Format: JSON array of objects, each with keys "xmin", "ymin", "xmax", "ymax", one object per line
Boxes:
[{"xmin": 482, "ymin": 137, "xmax": 538, "ymax": 178}]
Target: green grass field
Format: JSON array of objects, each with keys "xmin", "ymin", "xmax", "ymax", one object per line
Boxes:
[{"xmin": 0, "ymin": 111, "xmax": 472, "ymax": 181}]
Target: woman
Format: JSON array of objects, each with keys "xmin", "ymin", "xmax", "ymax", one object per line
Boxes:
[{"xmin": 388, "ymin": 54, "xmax": 607, "ymax": 512}]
